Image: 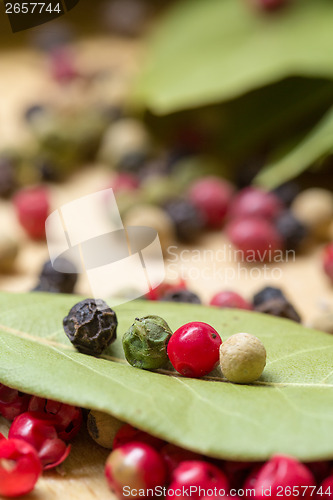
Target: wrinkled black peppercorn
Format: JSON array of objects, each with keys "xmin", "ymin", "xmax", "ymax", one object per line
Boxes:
[
  {"xmin": 163, "ymin": 199, "xmax": 204, "ymax": 242},
  {"xmin": 253, "ymin": 286, "xmax": 285, "ymax": 307},
  {"xmin": 33, "ymin": 258, "xmax": 77, "ymax": 294},
  {"xmin": 275, "ymin": 211, "xmax": 308, "ymax": 251},
  {"xmin": 161, "ymin": 289, "xmax": 201, "ymax": 304},
  {"xmin": 63, "ymin": 298, "xmax": 117, "ymax": 355},
  {"xmin": 255, "ymin": 298, "xmax": 301, "ymax": 323}
]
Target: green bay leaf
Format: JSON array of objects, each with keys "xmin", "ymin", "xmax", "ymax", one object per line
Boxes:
[
  {"xmin": 1, "ymin": 291, "xmax": 333, "ymax": 461},
  {"xmin": 134, "ymin": 0, "xmax": 333, "ymax": 114},
  {"xmin": 254, "ymin": 105, "xmax": 333, "ymax": 188}
]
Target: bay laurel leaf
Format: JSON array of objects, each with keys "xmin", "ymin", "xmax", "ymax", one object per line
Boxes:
[
  {"xmin": 133, "ymin": 0, "xmax": 333, "ymax": 114},
  {"xmin": 254, "ymin": 105, "xmax": 333, "ymax": 189},
  {"xmin": 1, "ymin": 291, "xmax": 333, "ymax": 461}
]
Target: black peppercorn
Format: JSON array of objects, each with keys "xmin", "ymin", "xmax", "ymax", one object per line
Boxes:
[
  {"xmin": 33, "ymin": 258, "xmax": 77, "ymax": 294},
  {"xmin": 255, "ymin": 298, "xmax": 301, "ymax": 323},
  {"xmin": 253, "ymin": 286, "xmax": 285, "ymax": 307},
  {"xmin": 63, "ymin": 298, "xmax": 118, "ymax": 355},
  {"xmin": 163, "ymin": 199, "xmax": 204, "ymax": 242},
  {"xmin": 272, "ymin": 182, "xmax": 300, "ymax": 207},
  {"xmin": 253, "ymin": 286, "xmax": 301, "ymax": 323},
  {"xmin": 275, "ymin": 211, "xmax": 308, "ymax": 251},
  {"xmin": 161, "ymin": 289, "xmax": 201, "ymax": 304}
]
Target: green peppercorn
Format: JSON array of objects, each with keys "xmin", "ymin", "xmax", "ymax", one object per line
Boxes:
[
  {"xmin": 122, "ymin": 315, "xmax": 173, "ymax": 370},
  {"xmin": 63, "ymin": 298, "xmax": 117, "ymax": 356}
]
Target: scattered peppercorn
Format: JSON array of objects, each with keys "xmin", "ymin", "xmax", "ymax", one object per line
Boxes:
[
  {"xmin": 220, "ymin": 333, "xmax": 266, "ymax": 384},
  {"xmin": 255, "ymin": 297, "xmax": 302, "ymax": 323},
  {"xmin": 163, "ymin": 199, "xmax": 204, "ymax": 243},
  {"xmin": 228, "ymin": 187, "xmax": 282, "ymax": 221},
  {"xmin": 167, "ymin": 322, "xmax": 222, "ymax": 378},
  {"xmin": 9, "ymin": 412, "xmax": 70, "ymax": 470},
  {"xmin": 291, "ymin": 188, "xmax": 333, "ymax": 240},
  {"xmin": 226, "ymin": 217, "xmax": 283, "ymax": 262},
  {"xmin": 161, "ymin": 289, "xmax": 202, "ymax": 304},
  {"xmin": 272, "ymin": 181, "xmax": 300, "ymax": 207},
  {"xmin": 105, "ymin": 442, "xmax": 167, "ymax": 498},
  {"xmin": 63, "ymin": 298, "xmax": 118, "ymax": 356},
  {"xmin": 87, "ymin": 410, "xmax": 124, "ymax": 449},
  {"xmin": 275, "ymin": 211, "xmax": 308, "ymax": 251},
  {"xmin": 253, "ymin": 286, "xmax": 285, "ymax": 307},
  {"xmin": 0, "ymin": 384, "xmax": 30, "ymax": 421},
  {"xmin": 33, "ymin": 258, "xmax": 78, "ymax": 294},
  {"xmin": 122, "ymin": 315, "xmax": 173, "ymax": 370},
  {"xmin": 0, "ymin": 438, "xmax": 42, "ymax": 498},
  {"xmin": 160, "ymin": 444, "xmax": 203, "ymax": 480},
  {"xmin": 249, "ymin": 455, "xmax": 315, "ymax": 499},
  {"xmin": 188, "ymin": 176, "xmax": 234, "ymax": 228},
  {"xmin": 167, "ymin": 461, "xmax": 229, "ymax": 500},
  {"xmin": 13, "ymin": 186, "xmax": 50, "ymax": 240},
  {"xmin": 210, "ymin": 291, "xmax": 252, "ymax": 310}
]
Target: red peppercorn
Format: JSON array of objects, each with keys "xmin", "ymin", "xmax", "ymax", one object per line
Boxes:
[
  {"xmin": 249, "ymin": 455, "xmax": 315, "ymax": 499},
  {"xmin": 167, "ymin": 460, "xmax": 229, "ymax": 500},
  {"xmin": 13, "ymin": 186, "xmax": 50, "ymax": 240},
  {"xmin": 105, "ymin": 441, "xmax": 166, "ymax": 498},
  {"xmin": 9, "ymin": 412, "xmax": 70, "ymax": 470},
  {"xmin": 226, "ymin": 217, "xmax": 283, "ymax": 262},
  {"xmin": 210, "ymin": 291, "xmax": 253, "ymax": 310},
  {"xmin": 113, "ymin": 423, "xmax": 165, "ymax": 451},
  {"xmin": 49, "ymin": 47, "xmax": 78, "ymax": 83},
  {"xmin": 323, "ymin": 243, "xmax": 333, "ymax": 283},
  {"xmin": 28, "ymin": 397, "xmax": 82, "ymax": 442},
  {"xmin": 167, "ymin": 322, "xmax": 222, "ymax": 378},
  {"xmin": 145, "ymin": 279, "xmax": 187, "ymax": 301},
  {"xmin": 160, "ymin": 444, "xmax": 203, "ymax": 480},
  {"xmin": 316, "ymin": 475, "xmax": 333, "ymax": 499},
  {"xmin": 0, "ymin": 438, "xmax": 42, "ymax": 497},
  {"xmin": 0, "ymin": 384, "xmax": 30, "ymax": 421},
  {"xmin": 110, "ymin": 173, "xmax": 140, "ymax": 193},
  {"xmin": 228, "ymin": 187, "xmax": 282, "ymax": 221},
  {"xmin": 188, "ymin": 177, "xmax": 234, "ymax": 228}
]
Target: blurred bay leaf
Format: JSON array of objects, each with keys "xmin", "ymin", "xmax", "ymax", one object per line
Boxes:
[
  {"xmin": 254, "ymin": 105, "xmax": 333, "ymax": 188},
  {"xmin": 134, "ymin": 0, "xmax": 333, "ymax": 114},
  {"xmin": 2, "ymin": 291, "xmax": 333, "ymax": 460}
]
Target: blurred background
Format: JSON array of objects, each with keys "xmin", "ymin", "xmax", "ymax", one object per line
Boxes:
[{"xmin": 0, "ymin": 0, "xmax": 333, "ymax": 327}]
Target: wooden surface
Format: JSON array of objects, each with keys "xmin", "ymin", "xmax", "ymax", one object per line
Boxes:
[{"xmin": 0, "ymin": 38, "xmax": 333, "ymax": 499}]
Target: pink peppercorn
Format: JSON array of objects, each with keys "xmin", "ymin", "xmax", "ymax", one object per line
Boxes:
[
  {"xmin": 160, "ymin": 444, "xmax": 203, "ymax": 480},
  {"xmin": 105, "ymin": 441, "xmax": 166, "ymax": 498},
  {"xmin": 188, "ymin": 177, "xmax": 234, "ymax": 228},
  {"xmin": 167, "ymin": 460, "xmax": 229, "ymax": 500},
  {"xmin": 9, "ymin": 412, "xmax": 70, "ymax": 470},
  {"xmin": 323, "ymin": 243, "xmax": 333, "ymax": 283},
  {"xmin": 167, "ymin": 322, "xmax": 222, "ymax": 378},
  {"xmin": 13, "ymin": 186, "xmax": 50, "ymax": 240},
  {"xmin": 210, "ymin": 291, "xmax": 253, "ymax": 310},
  {"xmin": 228, "ymin": 187, "xmax": 282, "ymax": 221},
  {"xmin": 249, "ymin": 455, "xmax": 315, "ymax": 499},
  {"xmin": 28, "ymin": 396, "xmax": 82, "ymax": 442},
  {"xmin": 226, "ymin": 217, "xmax": 283, "ymax": 262},
  {"xmin": 0, "ymin": 438, "xmax": 42, "ymax": 497},
  {"xmin": 0, "ymin": 384, "xmax": 30, "ymax": 421}
]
